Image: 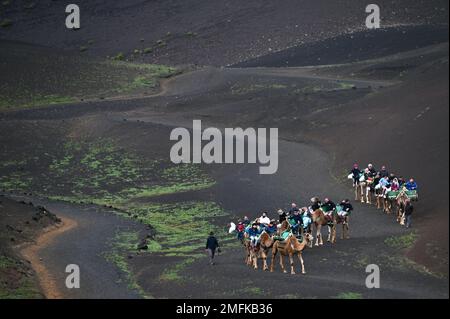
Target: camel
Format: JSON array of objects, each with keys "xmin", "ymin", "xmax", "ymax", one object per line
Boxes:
[
  {"xmin": 382, "ymin": 190, "xmax": 398, "ymax": 214},
  {"xmin": 335, "ymin": 213, "xmax": 350, "ymax": 239},
  {"xmin": 278, "ymin": 219, "xmax": 290, "ymax": 234},
  {"xmin": 247, "ymin": 231, "xmax": 274, "ymax": 271},
  {"xmin": 396, "ymin": 190, "xmax": 409, "ymax": 225},
  {"xmin": 270, "ymin": 233, "xmax": 313, "ymax": 275},
  {"xmin": 311, "ymin": 208, "xmax": 336, "ymax": 246},
  {"xmin": 362, "ymin": 178, "xmax": 374, "ymax": 204},
  {"xmin": 243, "ymin": 231, "xmax": 274, "ymax": 270}
]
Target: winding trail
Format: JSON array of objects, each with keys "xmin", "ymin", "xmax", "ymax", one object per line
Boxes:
[
  {"xmin": 12, "ymin": 196, "xmax": 145, "ymax": 299},
  {"xmin": 21, "ymin": 217, "xmax": 77, "ymax": 299}
]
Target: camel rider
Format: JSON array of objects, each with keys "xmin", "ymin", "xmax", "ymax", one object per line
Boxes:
[
  {"xmin": 300, "ymin": 207, "xmax": 312, "ymax": 232},
  {"xmin": 391, "ymin": 178, "xmax": 400, "ymax": 191},
  {"xmin": 322, "ymin": 198, "xmax": 336, "ymax": 214},
  {"xmin": 288, "ymin": 211, "xmax": 302, "ymax": 235},
  {"xmin": 370, "ymin": 173, "xmax": 381, "ymax": 194},
  {"xmin": 398, "ymin": 176, "xmax": 406, "ymax": 187},
  {"xmin": 350, "ymin": 164, "xmax": 362, "ymax": 186},
  {"xmin": 289, "ymin": 203, "xmax": 299, "ymax": 215},
  {"xmin": 236, "ymin": 221, "xmax": 245, "ymax": 241},
  {"xmin": 265, "ymin": 220, "xmax": 278, "ymax": 235},
  {"xmin": 246, "ymin": 223, "xmax": 262, "ymax": 247},
  {"xmin": 376, "ymin": 175, "xmax": 390, "ymax": 195},
  {"xmin": 405, "ymin": 178, "xmax": 418, "ymax": 191},
  {"xmin": 378, "ymin": 165, "xmax": 389, "ymax": 178},
  {"xmin": 258, "ymin": 212, "xmax": 271, "ymax": 225},
  {"xmin": 388, "ymin": 173, "xmax": 396, "ymax": 183},
  {"xmin": 277, "ymin": 209, "xmax": 287, "ymax": 223},
  {"xmin": 366, "ymin": 163, "xmax": 377, "ymax": 178},
  {"xmin": 242, "ymin": 216, "xmax": 250, "ymax": 226},
  {"xmin": 310, "ymin": 197, "xmax": 322, "ymax": 212},
  {"xmin": 339, "ymin": 199, "xmax": 353, "ymax": 220}
]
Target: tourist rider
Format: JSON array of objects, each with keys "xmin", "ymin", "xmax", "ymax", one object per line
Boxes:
[
  {"xmin": 289, "ymin": 203, "xmax": 299, "ymax": 215},
  {"xmin": 310, "ymin": 197, "xmax": 322, "ymax": 211},
  {"xmin": 236, "ymin": 221, "xmax": 245, "ymax": 241},
  {"xmin": 378, "ymin": 165, "xmax": 389, "ymax": 178},
  {"xmin": 391, "ymin": 178, "xmax": 400, "ymax": 191},
  {"xmin": 367, "ymin": 163, "xmax": 377, "ymax": 178},
  {"xmin": 377, "ymin": 174, "xmax": 390, "ymax": 195},
  {"xmin": 339, "ymin": 199, "xmax": 353, "ymax": 215},
  {"xmin": 300, "ymin": 207, "xmax": 312, "ymax": 233},
  {"xmin": 277, "ymin": 209, "xmax": 287, "ymax": 223},
  {"xmin": 246, "ymin": 223, "xmax": 262, "ymax": 247},
  {"xmin": 265, "ymin": 220, "xmax": 278, "ymax": 235},
  {"xmin": 405, "ymin": 178, "xmax": 418, "ymax": 191},
  {"xmin": 322, "ymin": 198, "xmax": 336, "ymax": 212},
  {"xmin": 288, "ymin": 210, "xmax": 302, "ymax": 236},
  {"xmin": 258, "ymin": 212, "xmax": 271, "ymax": 225},
  {"xmin": 242, "ymin": 216, "xmax": 251, "ymax": 226}
]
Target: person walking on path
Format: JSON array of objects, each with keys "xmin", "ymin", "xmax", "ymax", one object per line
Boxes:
[
  {"xmin": 205, "ymin": 232, "xmax": 220, "ymax": 265},
  {"xmin": 404, "ymin": 199, "xmax": 414, "ymax": 228}
]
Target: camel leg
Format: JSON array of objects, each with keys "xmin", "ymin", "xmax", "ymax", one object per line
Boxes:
[
  {"xmin": 360, "ymin": 185, "xmax": 365, "ymax": 203},
  {"xmin": 298, "ymin": 253, "xmax": 306, "ymax": 274},
  {"xmin": 245, "ymin": 247, "xmax": 251, "ymax": 265},
  {"xmin": 252, "ymin": 251, "xmax": 258, "ymax": 270},
  {"xmin": 262, "ymin": 251, "xmax": 268, "ymax": 271},
  {"xmin": 346, "ymin": 217, "xmax": 350, "ymax": 239},
  {"xmin": 343, "ymin": 218, "xmax": 350, "ymax": 239},
  {"xmin": 279, "ymin": 254, "xmax": 287, "ymax": 274},
  {"xmin": 365, "ymin": 188, "xmax": 370, "ymax": 204},
  {"xmin": 289, "ymin": 254, "xmax": 296, "ymax": 275},
  {"xmin": 314, "ymin": 224, "xmax": 320, "ymax": 246},
  {"xmin": 331, "ymin": 224, "xmax": 337, "ymax": 244},
  {"xmin": 270, "ymin": 248, "xmax": 277, "ymax": 272},
  {"xmin": 319, "ymin": 226, "xmax": 324, "ymax": 245},
  {"xmin": 327, "ymin": 225, "xmax": 332, "ymax": 242}
]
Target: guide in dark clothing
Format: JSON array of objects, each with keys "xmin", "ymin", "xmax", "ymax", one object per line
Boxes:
[{"xmin": 205, "ymin": 232, "xmax": 220, "ymax": 265}]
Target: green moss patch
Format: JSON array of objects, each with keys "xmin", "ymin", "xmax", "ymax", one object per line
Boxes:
[{"xmin": 384, "ymin": 232, "xmax": 418, "ymax": 250}]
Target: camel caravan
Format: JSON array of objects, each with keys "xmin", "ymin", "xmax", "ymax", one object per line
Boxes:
[
  {"xmin": 228, "ymin": 198, "xmax": 353, "ymax": 275},
  {"xmin": 226, "ymin": 163, "xmax": 418, "ymax": 275},
  {"xmin": 349, "ymin": 163, "xmax": 419, "ymax": 226}
]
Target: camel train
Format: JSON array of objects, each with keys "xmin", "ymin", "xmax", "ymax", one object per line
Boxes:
[
  {"xmin": 350, "ymin": 166, "xmax": 419, "ymax": 226},
  {"xmin": 234, "ymin": 163, "xmax": 418, "ymax": 274},
  {"xmin": 239, "ymin": 203, "xmax": 351, "ymax": 275}
]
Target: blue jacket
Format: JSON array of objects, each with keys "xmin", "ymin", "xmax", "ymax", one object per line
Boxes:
[
  {"xmin": 405, "ymin": 181, "xmax": 418, "ymax": 191},
  {"xmin": 246, "ymin": 227, "xmax": 261, "ymax": 237},
  {"xmin": 264, "ymin": 225, "xmax": 277, "ymax": 234}
]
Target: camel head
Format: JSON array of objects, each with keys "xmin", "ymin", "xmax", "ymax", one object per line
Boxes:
[{"xmin": 304, "ymin": 233, "xmax": 313, "ymax": 245}]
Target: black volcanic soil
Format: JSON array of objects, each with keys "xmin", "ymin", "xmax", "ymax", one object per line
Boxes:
[
  {"xmin": 232, "ymin": 25, "xmax": 449, "ymax": 67},
  {"xmin": 0, "ymin": 1, "xmax": 448, "ymax": 299},
  {"xmin": 0, "ymin": 0, "xmax": 448, "ymax": 66}
]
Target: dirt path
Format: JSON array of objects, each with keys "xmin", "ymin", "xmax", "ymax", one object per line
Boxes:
[
  {"xmin": 21, "ymin": 217, "xmax": 78, "ymax": 299},
  {"xmin": 12, "ymin": 196, "xmax": 146, "ymax": 299}
]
